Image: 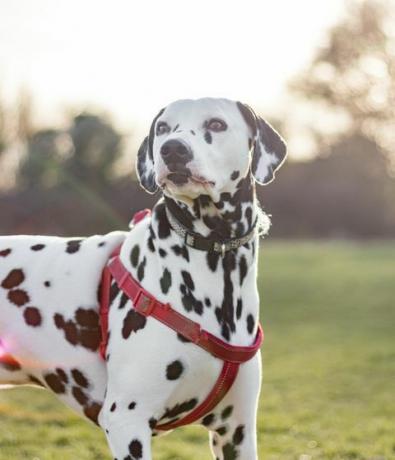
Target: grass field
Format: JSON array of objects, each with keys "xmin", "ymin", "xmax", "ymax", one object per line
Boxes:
[{"xmin": 0, "ymin": 241, "xmax": 394, "ymax": 459}]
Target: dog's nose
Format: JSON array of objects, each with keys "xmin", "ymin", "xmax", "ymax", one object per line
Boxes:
[{"xmin": 160, "ymin": 140, "xmax": 193, "ymax": 165}]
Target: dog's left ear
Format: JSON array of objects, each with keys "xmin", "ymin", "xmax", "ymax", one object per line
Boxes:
[
  {"xmin": 237, "ymin": 102, "xmax": 287, "ymax": 185},
  {"xmin": 136, "ymin": 108, "xmax": 165, "ymax": 194}
]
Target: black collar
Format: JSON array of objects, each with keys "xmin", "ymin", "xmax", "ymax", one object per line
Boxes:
[{"xmin": 165, "ymin": 205, "xmax": 257, "ymax": 256}]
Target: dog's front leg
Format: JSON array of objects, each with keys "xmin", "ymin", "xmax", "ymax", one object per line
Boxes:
[
  {"xmin": 99, "ymin": 400, "xmax": 153, "ymax": 460},
  {"xmin": 206, "ymin": 355, "xmax": 261, "ymax": 460}
]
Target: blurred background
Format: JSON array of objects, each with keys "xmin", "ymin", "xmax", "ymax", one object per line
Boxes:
[
  {"xmin": 0, "ymin": 1, "xmax": 394, "ymax": 459},
  {"xmin": 0, "ymin": 0, "xmax": 394, "ymax": 238}
]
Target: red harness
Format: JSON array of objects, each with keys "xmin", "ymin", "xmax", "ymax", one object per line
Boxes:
[{"xmin": 99, "ymin": 210, "xmax": 263, "ymax": 431}]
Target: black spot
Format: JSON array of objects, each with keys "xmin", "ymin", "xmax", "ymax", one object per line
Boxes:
[
  {"xmin": 118, "ymin": 293, "xmax": 129, "ymax": 309},
  {"xmin": 130, "ymin": 245, "xmax": 140, "ymax": 268},
  {"xmin": 137, "ymin": 257, "xmax": 146, "ymax": 282},
  {"xmin": 129, "ymin": 439, "xmax": 143, "ymax": 459},
  {"xmin": 0, "ymin": 248, "xmax": 11, "ymax": 257},
  {"xmin": 204, "ymin": 131, "xmax": 212, "ymax": 144},
  {"xmin": 202, "ymin": 413, "xmax": 216, "ymax": 426},
  {"xmin": 31, "ymin": 244, "xmax": 45, "ymax": 251},
  {"xmin": 160, "ymin": 398, "xmax": 198, "ymax": 420},
  {"xmin": 236, "ymin": 299, "xmax": 243, "ymax": 320},
  {"xmin": 160, "ymin": 268, "xmax": 172, "ymax": 294},
  {"xmin": 149, "ymin": 417, "xmax": 157, "ymax": 429},
  {"xmin": 156, "ymin": 203, "xmax": 171, "ymax": 239},
  {"xmin": 66, "ymin": 240, "xmax": 82, "ymax": 254},
  {"xmin": 177, "ymin": 333, "xmax": 191, "ymax": 343},
  {"xmin": 190, "ymin": 130, "xmax": 196, "ymax": 135},
  {"xmin": 221, "ymin": 405, "xmax": 233, "ymax": 420},
  {"xmin": 216, "ymin": 425, "xmax": 228, "ymax": 436},
  {"xmin": 181, "ymin": 271, "xmax": 194, "ymax": 291},
  {"xmin": 239, "ymin": 255, "xmax": 248, "ymax": 285},
  {"xmin": 110, "ymin": 282, "xmax": 120, "ymax": 304},
  {"xmin": 207, "ymin": 251, "xmax": 220, "ymax": 272},
  {"xmin": 171, "ymin": 245, "xmax": 189, "ymax": 262},
  {"xmin": 158, "ymin": 248, "xmax": 167, "ymax": 258},
  {"xmin": 147, "ymin": 236, "xmax": 155, "ymax": 252},
  {"xmin": 204, "ymin": 297, "xmax": 211, "ymax": 307},
  {"xmin": 128, "ymin": 401, "xmax": 136, "ymax": 410},
  {"xmin": 231, "ymin": 170, "xmax": 240, "ymax": 181},
  {"xmin": 44, "ymin": 280, "xmax": 51, "ymax": 287},
  {"xmin": 247, "ymin": 314, "xmax": 255, "ymax": 334},
  {"xmin": 166, "ymin": 360, "xmax": 184, "ymax": 380},
  {"xmin": 98, "ymin": 241, "xmax": 106, "ymax": 247},
  {"xmin": 233, "ymin": 425, "xmax": 245, "ymax": 445},
  {"xmin": 110, "ymin": 402, "xmax": 117, "ymax": 412},
  {"xmin": 122, "ymin": 310, "xmax": 147, "ymax": 339},
  {"xmin": 223, "ymin": 442, "xmax": 238, "ymax": 460},
  {"xmin": 23, "ymin": 307, "xmax": 42, "ymax": 327}
]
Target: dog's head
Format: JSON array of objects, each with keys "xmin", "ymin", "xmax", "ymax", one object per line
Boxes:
[{"xmin": 136, "ymin": 98, "xmax": 287, "ymax": 202}]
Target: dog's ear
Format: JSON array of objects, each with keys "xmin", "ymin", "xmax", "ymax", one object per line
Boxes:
[
  {"xmin": 136, "ymin": 108, "xmax": 165, "ymax": 194},
  {"xmin": 237, "ymin": 102, "xmax": 287, "ymax": 185}
]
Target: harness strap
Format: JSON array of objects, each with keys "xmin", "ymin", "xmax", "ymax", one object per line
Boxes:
[
  {"xmin": 99, "ymin": 236, "xmax": 263, "ymax": 431},
  {"xmin": 106, "ymin": 255, "xmax": 263, "ymax": 364},
  {"xmin": 155, "ymin": 360, "xmax": 239, "ymax": 431}
]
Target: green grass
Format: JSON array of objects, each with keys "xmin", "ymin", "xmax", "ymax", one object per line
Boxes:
[{"xmin": 1, "ymin": 241, "xmax": 394, "ymax": 459}]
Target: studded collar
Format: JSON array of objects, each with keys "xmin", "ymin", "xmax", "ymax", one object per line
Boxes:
[{"xmin": 165, "ymin": 205, "xmax": 257, "ymax": 256}]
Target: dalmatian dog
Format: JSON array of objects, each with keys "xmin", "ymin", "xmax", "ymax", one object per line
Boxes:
[{"xmin": 0, "ymin": 97, "xmax": 286, "ymax": 459}]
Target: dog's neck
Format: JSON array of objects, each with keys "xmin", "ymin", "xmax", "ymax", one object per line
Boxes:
[{"xmin": 163, "ymin": 176, "xmax": 260, "ymax": 241}]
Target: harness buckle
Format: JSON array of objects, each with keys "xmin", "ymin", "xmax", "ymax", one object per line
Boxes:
[
  {"xmin": 134, "ymin": 290, "xmax": 155, "ymax": 316},
  {"xmin": 183, "ymin": 321, "xmax": 202, "ymax": 344}
]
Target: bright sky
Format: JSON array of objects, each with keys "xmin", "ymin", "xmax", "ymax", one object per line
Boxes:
[{"xmin": 0, "ymin": 0, "xmax": 345, "ymax": 133}]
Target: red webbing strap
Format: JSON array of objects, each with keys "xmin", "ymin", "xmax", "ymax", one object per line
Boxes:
[
  {"xmin": 99, "ymin": 265, "xmax": 112, "ymax": 360},
  {"xmin": 99, "ymin": 247, "xmax": 264, "ymax": 431},
  {"xmin": 155, "ymin": 361, "xmax": 240, "ymax": 431},
  {"xmin": 108, "ymin": 255, "xmax": 264, "ymax": 364}
]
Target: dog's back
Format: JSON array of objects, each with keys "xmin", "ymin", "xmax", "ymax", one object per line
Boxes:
[{"xmin": 0, "ymin": 231, "xmax": 125, "ymax": 422}]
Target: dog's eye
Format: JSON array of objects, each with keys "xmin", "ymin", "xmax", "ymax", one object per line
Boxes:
[
  {"xmin": 207, "ymin": 118, "xmax": 227, "ymax": 132},
  {"xmin": 156, "ymin": 122, "xmax": 170, "ymax": 136}
]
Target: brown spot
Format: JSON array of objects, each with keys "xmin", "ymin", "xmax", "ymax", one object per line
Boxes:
[
  {"xmin": 0, "ymin": 353, "xmax": 22, "ymax": 371},
  {"xmin": 8, "ymin": 289, "xmax": 30, "ymax": 307},
  {"xmin": 28, "ymin": 374, "xmax": 44, "ymax": 386},
  {"xmin": 75, "ymin": 308, "xmax": 99, "ymax": 328},
  {"xmin": 1, "ymin": 269, "xmax": 25, "ymax": 289},
  {"xmin": 72, "ymin": 386, "xmax": 89, "ymax": 405},
  {"xmin": 71, "ymin": 369, "xmax": 89, "ymax": 388},
  {"xmin": 79, "ymin": 328, "xmax": 101, "ymax": 351},
  {"xmin": 56, "ymin": 368, "xmax": 69, "ymax": 383},
  {"xmin": 84, "ymin": 402, "xmax": 102, "ymax": 425},
  {"xmin": 0, "ymin": 249, "xmax": 11, "ymax": 257},
  {"xmin": 44, "ymin": 372, "xmax": 66, "ymax": 393},
  {"xmin": 23, "ymin": 307, "xmax": 42, "ymax": 327}
]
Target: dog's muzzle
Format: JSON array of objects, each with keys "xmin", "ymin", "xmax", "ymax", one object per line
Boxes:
[{"xmin": 160, "ymin": 140, "xmax": 193, "ymax": 185}]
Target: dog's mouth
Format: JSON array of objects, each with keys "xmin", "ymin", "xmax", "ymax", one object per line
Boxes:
[{"xmin": 161, "ymin": 172, "xmax": 215, "ymax": 188}]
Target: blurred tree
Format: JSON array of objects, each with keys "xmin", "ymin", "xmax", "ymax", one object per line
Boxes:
[
  {"xmin": 289, "ymin": 0, "xmax": 395, "ymax": 160},
  {"xmin": 64, "ymin": 113, "xmax": 123, "ymax": 189},
  {"xmin": 18, "ymin": 129, "xmax": 72, "ymax": 188},
  {"xmin": 262, "ymin": 133, "xmax": 395, "ymax": 238}
]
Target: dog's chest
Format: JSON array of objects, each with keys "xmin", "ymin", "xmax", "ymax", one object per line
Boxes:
[{"xmin": 106, "ymin": 205, "xmax": 260, "ymax": 425}]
